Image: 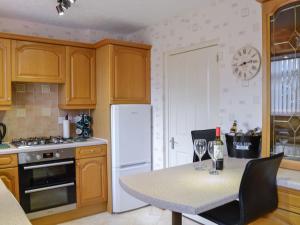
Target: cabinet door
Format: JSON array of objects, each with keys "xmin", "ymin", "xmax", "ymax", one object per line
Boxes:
[
  {"xmin": 111, "ymin": 46, "xmax": 150, "ymax": 104},
  {"xmin": 76, "ymin": 157, "xmax": 107, "ymax": 208},
  {"xmin": 0, "ymin": 167, "xmax": 19, "ymax": 201},
  {"xmin": 0, "ymin": 38, "xmax": 11, "ymax": 108},
  {"xmin": 63, "ymin": 47, "xmax": 96, "ymax": 108},
  {"xmin": 12, "ymin": 40, "xmax": 66, "ymax": 83},
  {"xmin": 250, "ymin": 209, "xmax": 300, "ymax": 225}
]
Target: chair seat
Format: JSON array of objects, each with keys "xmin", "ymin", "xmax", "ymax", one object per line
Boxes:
[{"xmin": 199, "ymin": 200, "xmax": 240, "ymax": 225}]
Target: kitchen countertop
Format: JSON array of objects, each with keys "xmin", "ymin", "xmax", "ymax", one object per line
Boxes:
[
  {"xmin": 0, "ymin": 180, "xmax": 32, "ymax": 225},
  {"xmin": 0, "ymin": 137, "xmax": 107, "ymax": 154},
  {"xmin": 120, "ymin": 158, "xmax": 300, "ymax": 215},
  {"xmin": 277, "ymin": 168, "xmax": 300, "ymax": 191}
]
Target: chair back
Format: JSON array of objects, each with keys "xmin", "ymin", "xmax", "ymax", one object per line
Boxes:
[
  {"xmin": 239, "ymin": 153, "xmax": 284, "ymax": 224},
  {"xmin": 191, "ymin": 129, "xmax": 215, "ymax": 162}
]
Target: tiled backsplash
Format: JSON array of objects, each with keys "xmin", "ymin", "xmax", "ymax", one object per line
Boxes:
[{"xmin": 0, "ymin": 83, "xmax": 89, "ymax": 142}]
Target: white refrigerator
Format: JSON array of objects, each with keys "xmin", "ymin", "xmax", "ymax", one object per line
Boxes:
[{"xmin": 111, "ymin": 104, "xmax": 152, "ymax": 213}]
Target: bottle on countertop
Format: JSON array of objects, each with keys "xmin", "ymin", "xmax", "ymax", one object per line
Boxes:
[
  {"xmin": 230, "ymin": 120, "xmax": 238, "ymax": 134},
  {"xmin": 214, "ymin": 127, "xmax": 224, "ymax": 170}
]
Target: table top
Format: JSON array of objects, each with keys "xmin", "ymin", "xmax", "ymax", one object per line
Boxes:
[
  {"xmin": 0, "ymin": 180, "xmax": 32, "ymax": 225},
  {"xmin": 120, "ymin": 158, "xmax": 250, "ymax": 215}
]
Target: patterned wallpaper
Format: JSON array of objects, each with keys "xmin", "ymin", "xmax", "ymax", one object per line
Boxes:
[
  {"xmin": 126, "ymin": 0, "xmax": 263, "ymax": 169},
  {"xmin": 0, "ymin": 16, "xmax": 124, "ymax": 43},
  {"xmin": 0, "ymin": 1, "xmax": 263, "ymax": 170}
]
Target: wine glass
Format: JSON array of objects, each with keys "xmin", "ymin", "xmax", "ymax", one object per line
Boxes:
[
  {"xmin": 207, "ymin": 141, "xmax": 219, "ymax": 175},
  {"xmin": 193, "ymin": 139, "xmax": 207, "ymax": 170}
]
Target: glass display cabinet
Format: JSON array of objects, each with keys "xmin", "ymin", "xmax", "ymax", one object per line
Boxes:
[{"xmin": 260, "ymin": 0, "xmax": 300, "ymax": 170}]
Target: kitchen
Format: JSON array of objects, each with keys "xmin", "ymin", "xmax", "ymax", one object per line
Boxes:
[{"xmin": 0, "ymin": 0, "xmax": 300, "ymax": 225}]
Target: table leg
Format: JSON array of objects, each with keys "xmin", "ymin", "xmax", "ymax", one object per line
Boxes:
[{"xmin": 172, "ymin": 212, "xmax": 182, "ymax": 225}]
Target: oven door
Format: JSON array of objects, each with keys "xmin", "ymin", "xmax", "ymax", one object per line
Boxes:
[{"xmin": 19, "ymin": 159, "xmax": 76, "ymax": 213}]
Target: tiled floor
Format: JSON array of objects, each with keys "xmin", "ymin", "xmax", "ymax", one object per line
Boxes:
[{"xmin": 59, "ymin": 206, "xmax": 201, "ymax": 225}]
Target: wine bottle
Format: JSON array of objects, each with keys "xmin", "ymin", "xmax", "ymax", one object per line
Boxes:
[{"xmin": 214, "ymin": 127, "xmax": 224, "ymax": 170}]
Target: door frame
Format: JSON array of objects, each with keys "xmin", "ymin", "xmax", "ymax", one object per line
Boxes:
[{"xmin": 163, "ymin": 39, "xmax": 219, "ymax": 168}]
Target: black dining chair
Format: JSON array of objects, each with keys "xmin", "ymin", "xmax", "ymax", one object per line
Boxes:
[
  {"xmin": 197, "ymin": 152, "xmax": 284, "ymax": 225},
  {"xmin": 191, "ymin": 129, "xmax": 216, "ymax": 162}
]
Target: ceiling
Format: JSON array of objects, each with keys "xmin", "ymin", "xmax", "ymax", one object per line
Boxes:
[{"xmin": 0, "ymin": 0, "xmax": 210, "ymax": 34}]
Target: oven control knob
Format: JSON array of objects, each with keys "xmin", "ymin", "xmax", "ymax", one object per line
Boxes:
[
  {"xmin": 26, "ymin": 155, "xmax": 31, "ymax": 162},
  {"xmin": 36, "ymin": 155, "xmax": 42, "ymax": 160},
  {"xmin": 55, "ymin": 153, "xmax": 60, "ymax": 158}
]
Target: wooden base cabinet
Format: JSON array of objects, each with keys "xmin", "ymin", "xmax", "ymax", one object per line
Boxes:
[
  {"xmin": 0, "ymin": 154, "xmax": 19, "ymax": 201},
  {"xmin": 250, "ymin": 187, "xmax": 300, "ymax": 225},
  {"xmin": 76, "ymin": 157, "xmax": 107, "ymax": 207},
  {"xmin": 251, "ymin": 209, "xmax": 300, "ymax": 225},
  {"xmin": 0, "ymin": 38, "xmax": 11, "ymax": 110},
  {"xmin": 0, "ymin": 167, "xmax": 19, "ymax": 201},
  {"xmin": 76, "ymin": 145, "xmax": 107, "ymax": 208}
]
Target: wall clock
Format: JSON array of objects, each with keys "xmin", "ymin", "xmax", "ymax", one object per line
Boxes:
[{"xmin": 232, "ymin": 46, "xmax": 261, "ymax": 81}]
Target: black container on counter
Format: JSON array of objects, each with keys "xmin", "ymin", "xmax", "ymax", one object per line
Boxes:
[{"xmin": 225, "ymin": 134, "xmax": 261, "ymax": 159}]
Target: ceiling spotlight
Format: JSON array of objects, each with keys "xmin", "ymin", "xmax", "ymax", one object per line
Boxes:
[
  {"xmin": 62, "ymin": 0, "xmax": 71, "ymax": 9},
  {"xmin": 56, "ymin": 0, "xmax": 77, "ymax": 15},
  {"xmin": 56, "ymin": 4, "xmax": 64, "ymax": 16}
]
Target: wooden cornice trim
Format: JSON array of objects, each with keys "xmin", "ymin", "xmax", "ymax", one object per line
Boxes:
[
  {"xmin": 0, "ymin": 32, "xmax": 152, "ymax": 50},
  {"xmin": 256, "ymin": 0, "xmax": 272, "ymax": 3},
  {"xmin": 93, "ymin": 39, "xmax": 152, "ymax": 50},
  {"xmin": 0, "ymin": 32, "xmax": 95, "ymax": 48}
]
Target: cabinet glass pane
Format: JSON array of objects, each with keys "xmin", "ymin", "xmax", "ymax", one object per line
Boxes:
[{"xmin": 270, "ymin": 2, "xmax": 300, "ymax": 160}]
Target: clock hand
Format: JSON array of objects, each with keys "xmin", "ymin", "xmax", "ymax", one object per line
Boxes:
[{"xmin": 239, "ymin": 60, "xmax": 254, "ymax": 67}]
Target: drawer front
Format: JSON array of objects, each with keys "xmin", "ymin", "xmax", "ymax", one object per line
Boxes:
[
  {"xmin": 278, "ymin": 187, "xmax": 300, "ymax": 214},
  {"xmin": 76, "ymin": 145, "xmax": 106, "ymax": 159},
  {"xmin": 0, "ymin": 154, "xmax": 18, "ymax": 168}
]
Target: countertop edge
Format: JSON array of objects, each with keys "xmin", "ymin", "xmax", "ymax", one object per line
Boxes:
[
  {"xmin": 120, "ymin": 177, "xmax": 239, "ymax": 215},
  {"xmin": 0, "ymin": 137, "xmax": 108, "ymax": 154}
]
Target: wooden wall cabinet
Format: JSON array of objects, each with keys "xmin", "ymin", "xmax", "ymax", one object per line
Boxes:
[
  {"xmin": 111, "ymin": 45, "xmax": 151, "ymax": 104},
  {"xmin": 76, "ymin": 145, "xmax": 107, "ymax": 208},
  {"xmin": 59, "ymin": 47, "xmax": 96, "ymax": 109},
  {"xmin": 0, "ymin": 38, "xmax": 11, "ymax": 110},
  {"xmin": 0, "ymin": 154, "xmax": 19, "ymax": 201},
  {"xmin": 12, "ymin": 40, "xmax": 66, "ymax": 83}
]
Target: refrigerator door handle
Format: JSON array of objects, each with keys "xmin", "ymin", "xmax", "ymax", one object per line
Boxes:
[{"xmin": 120, "ymin": 162, "xmax": 148, "ymax": 169}]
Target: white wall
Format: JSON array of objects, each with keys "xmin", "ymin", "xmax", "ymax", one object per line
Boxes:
[
  {"xmin": 126, "ymin": 0, "xmax": 263, "ymax": 169},
  {"xmin": 0, "ymin": 16, "xmax": 124, "ymax": 43}
]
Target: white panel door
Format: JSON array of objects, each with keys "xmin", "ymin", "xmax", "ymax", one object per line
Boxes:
[{"xmin": 167, "ymin": 45, "xmax": 219, "ymax": 167}]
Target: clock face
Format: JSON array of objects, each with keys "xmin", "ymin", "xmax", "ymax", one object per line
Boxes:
[{"xmin": 232, "ymin": 46, "xmax": 261, "ymax": 81}]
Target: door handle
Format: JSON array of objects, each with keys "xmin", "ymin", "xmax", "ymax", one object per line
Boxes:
[
  {"xmin": 170, "ymin": 137, "xmax": 176, "ymax": 149},
  {"xmin": 23, "ymin": 161, "xmax": 74, "ymax": 170}
]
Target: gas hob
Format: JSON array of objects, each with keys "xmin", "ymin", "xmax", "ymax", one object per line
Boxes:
[{"xmin": 11, "ymin": 136, "xmax": 84, "ymax": 148}]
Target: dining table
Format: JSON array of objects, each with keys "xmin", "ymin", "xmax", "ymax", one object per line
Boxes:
[{"xmin": 120, "ymin": 157, "xmax": 250, "ymax": 225}]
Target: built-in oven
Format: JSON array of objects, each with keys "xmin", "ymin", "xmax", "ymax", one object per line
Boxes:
[{"xmin": 18, "ymin": 148, "xmax": 76, "ymax": 219}]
